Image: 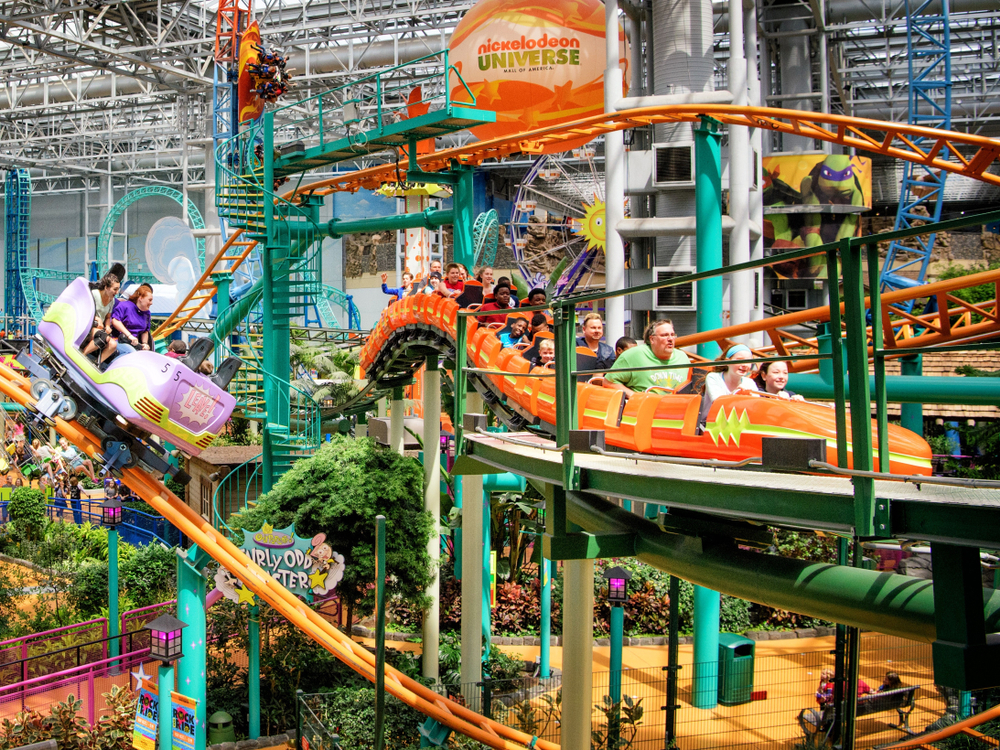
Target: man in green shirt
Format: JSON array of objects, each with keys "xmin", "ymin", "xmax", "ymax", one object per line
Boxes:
[{"xmin": 605, "ymin": 319, "xmax": 691, "ymax": 396}]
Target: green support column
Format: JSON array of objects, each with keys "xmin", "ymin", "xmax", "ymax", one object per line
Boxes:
[
  {"xmin": 158, "ymin": 662, "xmax": 174, "ymax": 750},
  {"xmin": 840, "ymin": 238, "xmax": 876, "ymax": 535},
  {"xmin": 176, "ymin": 546, "xmax": 208, "ymax": 750},
  {"xmin": 108, "ymin": 528, "xmax": 120, "ymax": 669},
  {"xmin": 900, "ymin": 355, "xmax": 924, "ymax": 435},
  {"xmin": 248, "ymin": 604, "xmax": 260, "ymax": 739},
  {"xmin": 214, "ymin": 272, "xmax": 232, "ymax": 369},
  {"xmin": 261, "ymin": 110, "xmax": 291, "ymax": 492},
  {"xmin": 692, "ymin": 114, "xmax": 723, "ymax": 710},
  {"xmin": 452, "ymin": 167, "xmax": 476, "ymax": 271}
]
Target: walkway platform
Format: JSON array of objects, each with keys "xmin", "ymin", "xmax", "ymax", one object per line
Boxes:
[{"xmin": 462, "ymin": 432, "xmax": 1000, "ymax": 547}]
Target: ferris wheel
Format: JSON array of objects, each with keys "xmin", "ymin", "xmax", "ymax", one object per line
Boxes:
[{"xmin": 507, "ymin": 142, "xmax": 608, "ymax": 296}]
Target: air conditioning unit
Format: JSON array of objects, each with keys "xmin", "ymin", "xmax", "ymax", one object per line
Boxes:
[
  {"xmin": 652, "ymin": 143, "xmax": 695, "ymax": 188},
  {"xmin": 652, "ymin": 267, "xmax": 696, "ymax": 311}
]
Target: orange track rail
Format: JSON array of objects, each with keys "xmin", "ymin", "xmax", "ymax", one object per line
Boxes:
[
  {"xmin": 882, "ymin": 701, "xmax": 1000, "ymax": 748},
  {"xmin": 154, "ymin": 229, "xmax": 258, "ymax": 341},
  {"xmin": 675, "ymin": 267, "xmax": 1000, "ymax": 372},
  {"xmin": 280, "ymin": 105, "xmax": 1000, "ymax": 197},
  {"xmin": 0, "ymin": 364, "xmax": 555, "ymax": 750}
]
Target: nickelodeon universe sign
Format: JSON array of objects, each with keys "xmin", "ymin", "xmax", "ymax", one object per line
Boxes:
[{"xmin": 477, "ymin": 34, "xmax": 581, "ymax": 70}]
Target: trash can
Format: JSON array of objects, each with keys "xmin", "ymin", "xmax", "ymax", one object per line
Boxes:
[
  {"xmin": 717, "ymin": 633, "xmax": 755, "ymax": 706},
  {"xmin": 208, "ymin": 711, "xmax": 236, "ymax": 745}
]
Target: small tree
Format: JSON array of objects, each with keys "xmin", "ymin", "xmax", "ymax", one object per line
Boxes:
[
  {"xmin": 8, "ymin": 487, "xmax": 46, "ymax": 541},
  {"xmin": 231, "ymin": 436, "xmax": 433, "ymax": 630}
]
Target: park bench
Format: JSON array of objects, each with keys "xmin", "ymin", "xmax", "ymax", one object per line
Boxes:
[{"xmin": 797, "ymin": 685, "xmax": 919, "ymax": 740}]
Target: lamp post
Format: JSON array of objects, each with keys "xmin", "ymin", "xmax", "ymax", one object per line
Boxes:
[
  {"xmin": 603, "ymin": 566, "xmax": 632, "ymax": 748},
  {"xmin": 145, "ymin": 614, "xmax": 188, "ymax": 750},
  {"xmin": 102, "ymin": 486, "xmax": 123, "ymax": 672}
]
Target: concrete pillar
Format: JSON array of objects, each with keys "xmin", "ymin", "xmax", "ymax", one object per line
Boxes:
[
  {"xmin": 727, "ymin": 0, "xmax": 752, "ymax": 334},
  {"xmin": 389, "ymin": 386, "xmax": 404, "ymax": 453},
  {"xmin": 604, "ymin": 0, "xmax": 626, "ymax": 342},
  {"xmin": 422, "ymin": 360, "xmax": 441, "ymax": 681},
  {"xmin": 561, "ymin": 559, "xmax": 595, "ymax": 748},
  {"xmin": 459, "ymin": 393, "xmax": 484, "ymax": 708}
]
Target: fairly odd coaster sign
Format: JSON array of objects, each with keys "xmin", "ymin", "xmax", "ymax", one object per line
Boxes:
[{"xmin": 215, "ymin": 523, "xmax": 345, "ymax": 604}]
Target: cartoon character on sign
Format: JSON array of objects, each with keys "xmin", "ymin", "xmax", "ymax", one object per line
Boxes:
[
  {"xmin": 307, "ymin": 533, "xmax": 345, "ymax": 596},
  {"xmin": 214, "ymin": 567, "xmax": 241, "ymax": 603}
]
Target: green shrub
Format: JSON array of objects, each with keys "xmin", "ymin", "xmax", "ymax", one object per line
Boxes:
[
  {"xmin": 310, "ymin": 687, "xmax": 422, "ymax": 749},
  {"xmin": 70, "ymin": 559, "xmax": 110, "ymax": 617},
  {"xmin": 8, "ymin": 487, "xmax": 46, "ymax": 541},
  {"xmin": 230, "ymin": 436, "xmax": 433, "ymax": 626},
  {"xmin": 484, "ymin": 647, "xmax": 524, "ymax": 683},
  {"xmin": 120, "ymin": 543, "xmax": 175, "ymax": 608}
]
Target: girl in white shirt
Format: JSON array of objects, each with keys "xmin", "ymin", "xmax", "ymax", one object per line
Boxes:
[{"xmin": 698, "ymin": 344, "xmax": 759, "ymax": 429}]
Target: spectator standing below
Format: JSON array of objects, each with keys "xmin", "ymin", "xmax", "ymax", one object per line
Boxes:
[
  {"xmin": 111, "ymin": 283, "xmax": 153, "ymax": 354},
  {"xmin": 576, "ymin": 313, "xmax": 616, "ymax": 371},
  {"xmin": 82, "ymin": 273, "xmax": 120, "ymax": 364},
  {"xmin": 381, "ymin": 272, "xmax": 413, "ymax": 302},
  {"xmin": 605, "ymin": 319, "xmax": 691, "ymax": 396},
  {"xmin": 754, "ymin": 359, "xmax": 804, "ymax": 401},
  {"xmin": 698, "ymin": 344, "xmax": 759, "ymax": 428},
  {"xmin": 615, "ymin": 336, "xmax": 637, "ymax": 358},
  {"xmin": 477, "ymin": 284, "xmax": 515, "ymax": 325}
]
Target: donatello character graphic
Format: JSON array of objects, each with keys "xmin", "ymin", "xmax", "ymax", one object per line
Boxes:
[{"xmin": 800, "ymin": 155, "xmax": 865, "ymax": 247}]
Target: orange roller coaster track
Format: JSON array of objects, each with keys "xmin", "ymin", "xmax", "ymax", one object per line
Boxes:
[{"xmin": 281, "ymin": 105, "xmax": 1000, "ymax": 198}]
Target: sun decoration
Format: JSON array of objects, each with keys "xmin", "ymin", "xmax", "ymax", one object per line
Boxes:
[{"xmin": 574, "ymin": 198, "xmax": 607, "ymax": 252}]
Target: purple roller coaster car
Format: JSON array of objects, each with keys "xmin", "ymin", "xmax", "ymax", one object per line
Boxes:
[{"xmin": 37, "ymin": 278, "xmax": 236, "ymax": 457}]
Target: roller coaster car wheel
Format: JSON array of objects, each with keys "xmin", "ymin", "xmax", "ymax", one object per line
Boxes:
[
  {"xmin": 58, "ymin": 397, "xmax": 78, "ymax": 421},
  {"xmin": 30, "ymin": 378, "xmax": 54, "ymax": 401},
  {"xmin": 100, "ymin": 436, "xmax": 140, "ymax": 469}
]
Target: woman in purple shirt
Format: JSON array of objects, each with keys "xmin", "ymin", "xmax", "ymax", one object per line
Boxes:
[{"xmin": 111, "ymin": 283, "xmax": 153, "ymax": 354}]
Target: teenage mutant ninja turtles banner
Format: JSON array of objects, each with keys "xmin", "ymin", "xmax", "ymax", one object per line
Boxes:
[{"xmin": 763, "ymin": 154, "xmax": 872, "ymax": 279}]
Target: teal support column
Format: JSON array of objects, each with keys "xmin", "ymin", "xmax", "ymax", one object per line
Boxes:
[
  {"xmin": 694, "ymin": 116, "xmax": 723, "ymax": 360},
  {"xmin": 158, "ymin": 662, "xmax": 174, "ymax": 750},
  {"xmin": 692, "ymin": 585, "xmax": 720, "ymax": 709},
  {"xmin": 453, "ymin": 462, "xmax": 463, "ymax": 581},
  {"xmin": 608, "ymin": 605, "xmax": 624, "ymax": 747},
  {"xmin": 452, "ymin": 167, "xmax": 476, "ymax": 271},
  {"xmin": 176, "ymin": 546, "xmax": 208, "ymax": 750},
  {"xmin": 108, "ymin": 528, "xmax": 120, "ymax": 669},
  {"xmin": 481, "ymin": 473, "xmax": 525, "ymax": 662},
  {"xmin": 900, "ymin": 355, "xmax": 923, "ymax": 435},
  {"xmin": 248, "ymin": 605, "xmax": 260, "ymax": 739},
  {"xmin": 214, "ymin": 272, "xmax": 232, "ymax": 368},
  {"xmin": 692, "ymin": 115, "xmax": 723, "ymax": 709},
  {"xmin": 539, "ymin": 557, "xmax": 551, "ymax": 678}
]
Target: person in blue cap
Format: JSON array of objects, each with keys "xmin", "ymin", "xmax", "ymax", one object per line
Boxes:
[{"xmin": 697, "ymin": 343, "xmax": 759, "ymax": 429}]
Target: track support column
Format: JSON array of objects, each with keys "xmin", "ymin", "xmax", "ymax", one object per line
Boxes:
[
  {"xmin": 459, "ymin": 406, "xmax": 484, "ymax": 708},
  {"xmin": 562, "ymin": 559, "xmax": 595, "ymax": 749},
  {"xmin": 422, "ymin": 359, "xmax": 441, "ymax": 681},
  {"xmin": 692, "ymin": 114, "xmax": 723, "ymax": 709},
  {"xmin": 176, "ymin": 545, "xmax": 208, "ymax": 750},
  {"xmin": 389, "ymin": 386, "xmax": 405, "ymax": 453}
]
